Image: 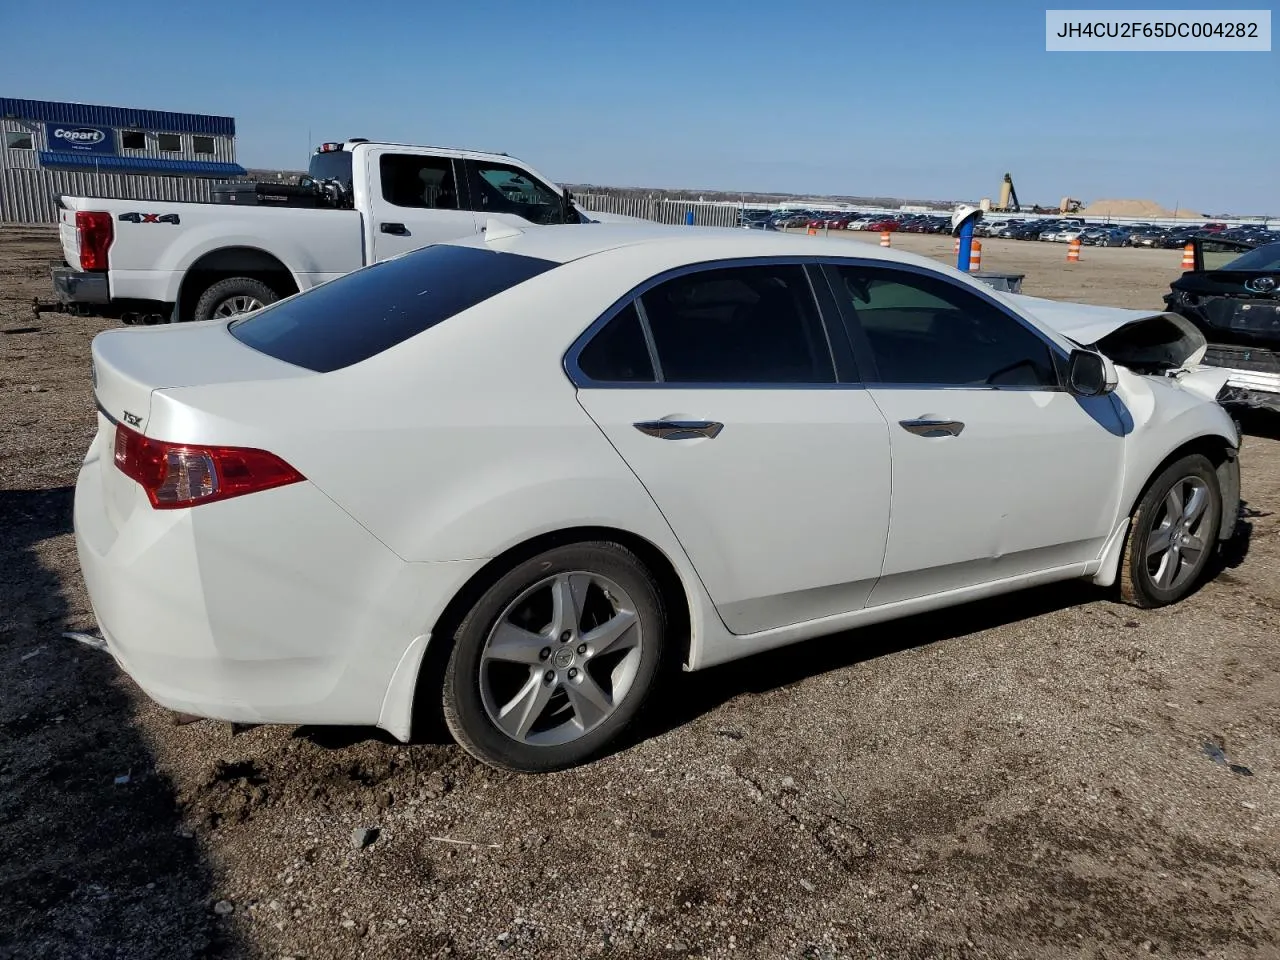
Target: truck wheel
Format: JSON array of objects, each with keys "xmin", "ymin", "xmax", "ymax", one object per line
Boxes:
[{"xmin": 192, "ymin": 278, "xmax": 278, "ymax": 322}]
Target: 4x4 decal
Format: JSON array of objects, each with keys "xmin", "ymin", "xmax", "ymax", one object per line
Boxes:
[{"xmin": 118, "ymin": 213, "xmax": 181, "ymax": 225}]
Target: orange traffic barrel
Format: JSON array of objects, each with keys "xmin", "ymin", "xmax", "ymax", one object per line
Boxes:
[
  {"xmin": 1067, "ymin": 238, "xmax": 1082, "ymax": 263},
  {"xmin": 952, "ymin": 237, "xmax": 960, "ymax": 255},
  {"xmin": 969, "ymin": 239, "xmax": 982, "ymax": 271},
  {"xmin": 880, "ymin": 230, "xmax": 891, "ymax": 247},
  {"xmin": 1181, "ymin": 243, "xmax": 1195, "ymax": 269},
  {"xmin": 807, "ymin": 227, "xmax": 817, "ymax": 236}
]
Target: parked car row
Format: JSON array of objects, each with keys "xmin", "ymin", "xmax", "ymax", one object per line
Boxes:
[
  {"xmin": 739, "ymin": 209, "xmax": 1279, "ymax": 250},
  {"xmin": 980, "ymin": 218, "xmax": 1278, "ymax": 249},
  {"xmin": 745, "ymin": 210, "xmax": 953, "ymax": 233}
]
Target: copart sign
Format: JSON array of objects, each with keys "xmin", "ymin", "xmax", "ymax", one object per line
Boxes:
[{"xmin": 44, "ymin": 124, "xmax": 116, "ymax": 155}]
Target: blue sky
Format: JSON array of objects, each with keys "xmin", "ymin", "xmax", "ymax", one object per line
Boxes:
[{"xmin": 1, "ymin": 0, "xmax": 1275, "ymax": 213}]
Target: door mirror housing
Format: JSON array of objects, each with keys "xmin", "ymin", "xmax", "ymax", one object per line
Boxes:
[{"xmin": 1067, "ymin": 349, "xmax": 1118, "ymax": 397}]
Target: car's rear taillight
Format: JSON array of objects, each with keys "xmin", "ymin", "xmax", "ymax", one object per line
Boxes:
[
  {"xmin": 76, "ymin": 211, "xmax": 114, "ymax": 271},
  {"xmin": 113, "ymin": 424, "xmax": 304, "ymax": 509}
]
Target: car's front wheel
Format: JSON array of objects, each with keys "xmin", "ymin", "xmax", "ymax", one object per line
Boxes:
[
  {"xmin": 1120, "ymin": 453, "xmax": 1222, "ymax": 608},
  {"xmin": 442, "ymin": 542, "xmax": 666, "ymax": 772}
]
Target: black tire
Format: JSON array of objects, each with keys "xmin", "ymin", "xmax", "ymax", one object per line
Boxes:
[
  {"xmin": 192, "ymin": 277, "xmax": 278, "ymax": 323},
  {"xmin": 442, "ymin": 541, "xmax": 666, "ymax": 773},
  {"xmin": 1119, "ymin": 453, "xmax": 1222, "ymax": 608}
]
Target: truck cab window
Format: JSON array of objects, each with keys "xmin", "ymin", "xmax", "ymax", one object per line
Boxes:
[
  {"xmin": 379, "ymin": 155, "xmax": 461, "ymax": 210},
  {"xmin": 463, "ymin": 160, "xmax": 571, "ymax": 225}
]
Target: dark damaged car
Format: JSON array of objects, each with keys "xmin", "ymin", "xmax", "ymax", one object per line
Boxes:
[{"xmin": 1164, "ymin": 238, "xmax": 1280, "ymax": 413}]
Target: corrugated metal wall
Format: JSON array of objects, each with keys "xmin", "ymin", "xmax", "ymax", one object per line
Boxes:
[
  {"xmin": 0, "ymin": 168, "xmax": 224, "ymax": 223},
  {"xmin": 576, "ymin": 193, "xmax": 743, "ymax": 228}
]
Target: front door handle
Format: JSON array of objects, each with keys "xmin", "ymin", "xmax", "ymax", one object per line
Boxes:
[
  {"xmin": 633, "ymin": 420, "xmax": 724, "ymax": 440},
  {"xmin": 380, "ymin": 222, "xmax": 408, "ymax": 235},
  {"xmin": 899, "ymin": 418, "xmax": 964, "ymax": 438}
]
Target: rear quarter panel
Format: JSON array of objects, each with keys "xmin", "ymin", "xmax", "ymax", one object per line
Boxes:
[
  {"xmin": 148, "ymin": 250, "xmax": 727, "ymax": 665},
  {"xmin": 108, "ymin": 204, "xmax": 365, "ymax": 302},
  {"xmin": 61, "ymin": 195, "xmax": 364, "ymax": 302}
]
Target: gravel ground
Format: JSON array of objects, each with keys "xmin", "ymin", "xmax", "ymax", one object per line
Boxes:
[{"xmin": 2, "ymin": 226, "xmax": 1278, "ymax": 960}]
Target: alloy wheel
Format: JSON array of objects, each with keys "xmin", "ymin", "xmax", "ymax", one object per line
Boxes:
[
  {"xmin": 479, "ymin": 571, "xmax": 644, "ymax": 746},
  {"xmin": 1145, "ymin": 476, "xmax": 1211, "ymax": 591},
  {"xmin": 212, "ymin": 295, "xmax": 265, "ymax": 318}
]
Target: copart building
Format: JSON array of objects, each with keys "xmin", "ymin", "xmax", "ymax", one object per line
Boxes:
[{"xmin": 0, "ymin": 97, "xmax": 247, "ymax": 223}]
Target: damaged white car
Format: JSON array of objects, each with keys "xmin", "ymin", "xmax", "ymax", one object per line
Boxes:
[{"xmin": 75, "ymin": 225, "xmax": 1240, "ymax": 772}]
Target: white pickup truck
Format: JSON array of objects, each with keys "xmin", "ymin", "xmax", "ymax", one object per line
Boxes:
[{"xmin": 51, "ymin": 139, "xmax": 635, "ymax": 323}]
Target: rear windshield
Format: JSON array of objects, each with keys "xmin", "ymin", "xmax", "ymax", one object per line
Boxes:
[
  {"xmin": 229, "ymin": 245, "xmax": 557, "ymax": 372},
  {"xmin": 1223, "ymin": 241, "xmax": 1280, "ymax": 272},
  {"xmin": 307, "ymin": 150, "xmax": 353, "ymax": 191}
]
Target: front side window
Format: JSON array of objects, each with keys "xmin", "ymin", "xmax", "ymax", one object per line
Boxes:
[
  {"xmin": 464, "ymin": 160, "xmax": 569, "ymax": 225},
  {"xmin": 120, "ymin": 130, "xmax": 146, "ymax": 150},
  {"xmin": 5, "ymin": 131, "xmax": 33, "ymax": 150},
  {"xmin": 832, "ymin": 265, "xmax": 1058, "ymax": 388},
  {"xmin": 379, "ymin": 154, "xmax": 460, "ymax": 210},
  {"xmin": 638, "ymin": 264, "xmax": 834, "ymax": 384},
  {"xmin": 157, "ymin": 133, "xmax": 181, "ymax": 152}
]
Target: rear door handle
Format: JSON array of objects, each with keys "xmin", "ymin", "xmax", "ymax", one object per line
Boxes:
[
  {"xmin": 633, "ymin": 420, "xmax": 724, "ymax": 440},
  {"xmin": 380, "ymin": 222, "xmax": 408, "ymax": 235},
  {"xmin": 899, "ymin": 418, "xmax": 964, "ymax": 438}
]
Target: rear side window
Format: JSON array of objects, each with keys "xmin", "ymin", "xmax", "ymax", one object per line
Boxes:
[
  {"xmin": 639, "ymin": 264, "xmax": 833, "ymax": 383},
  {"xmin": 229, "ymin": 245, "xmax": 557, "ymax": 372},
  {"xmin": 577, "ymin": 303, "xmax": 655, "ymax": 382},
  {"xmin": 380, "ymin": 154, "xmax": 461, "ymax": 210}
]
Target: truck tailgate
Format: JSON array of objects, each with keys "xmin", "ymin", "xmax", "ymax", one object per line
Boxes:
[{"xmin": 58, "ymin": 207, "xmax": 80, "ymax": 266}]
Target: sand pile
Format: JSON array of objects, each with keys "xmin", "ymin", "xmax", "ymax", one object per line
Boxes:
[{"xmin": 1080, "ymin": 198, "xmax": 1202, "ymax": 219}]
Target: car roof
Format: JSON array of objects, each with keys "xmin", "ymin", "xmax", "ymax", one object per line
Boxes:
[{"xmin": 444, "ymin": 222, "xmax": 951, "ymax": 269}]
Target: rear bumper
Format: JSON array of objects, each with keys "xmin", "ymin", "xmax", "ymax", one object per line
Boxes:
[
  {"xmin": 51, "ymin": 265, "xmax": 109, "ymax": 305},
  {"xmin": 73, "ymin": 424, "xmax": 487, "ymax": 731}
]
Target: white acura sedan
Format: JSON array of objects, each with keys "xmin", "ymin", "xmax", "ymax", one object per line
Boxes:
[{"xmin": 76, "ymin": 223, "xmax": 1240, "ymax": 772}]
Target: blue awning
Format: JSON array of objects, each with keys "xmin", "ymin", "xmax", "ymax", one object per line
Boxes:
[{"xmin": 38, "ymin": 151, "xmax": 247, "ymax": 178}]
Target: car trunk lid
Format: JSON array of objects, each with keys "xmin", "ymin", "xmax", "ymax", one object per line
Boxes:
[
  {"xmin": 89, "ymin": 321, "xmax": 312, "ymax": 529},
  {"xmin": 91, "ymin": 320, "xmax": 310, "ymax": 434}
]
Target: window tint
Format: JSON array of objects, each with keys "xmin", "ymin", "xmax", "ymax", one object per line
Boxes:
[
  {"xmin": 833, "ymin": 265, "xmax": 1057, "ymax": 387},
  {"xmin": 639, "ymin": 265, "xmax": 834, "ymax": 383},
  {"xmin": 120, "ymin": 130, "xmax": 146, "ymax": 150},
  {"xmin": 230, "ymin": 245, "xmax": 557, "ymax": 373},
  {"xmin": 465, "ymin": 160, "xmax": 567, "ymax": 225},
  {"xmin": 192, "ymin": 136, "xmax": 215, "ymax": 155},
  {"xmin": 157, "ymin": 133, "xmax": 181, "ymax": 152},
  {"xmin": 5, "ymin": 131, "xmax": 33, "ymax": 150},
  {"xmin": 380, "ymin": 154, "xmax": 460, "ymax": 209},
  {"xmin": 577, "ymin": 303, "xmax": 655, "ymax": 382}
]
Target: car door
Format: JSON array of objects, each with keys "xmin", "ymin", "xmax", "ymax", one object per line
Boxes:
[
  {"xmin": 461, "ymin": 158, "xmax": 574, "ymax": 227},
  {"xmin": 570, "ymin": 261, "xmax": 893, "ymax": 635},
  {"xmin": 820, "ymin": 261, "xmax": 1126, "ymax": 606},
  {"xmin": 367, "ymin": 150, "xmax": 479, "ymax": 262}
]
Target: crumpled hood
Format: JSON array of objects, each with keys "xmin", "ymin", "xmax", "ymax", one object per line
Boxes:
[
  {"xmin": 1001, "ymin": 293, "xmax": 1202, "ymax": 347},
  {"xmin": 1000, "ymin": 293, "xmax": 1213, "ymax": 382}
]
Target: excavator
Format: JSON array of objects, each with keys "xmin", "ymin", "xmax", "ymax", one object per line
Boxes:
[{"xmin": 989, "ymin": 173, "xmax": 1083, "ymax": 215}]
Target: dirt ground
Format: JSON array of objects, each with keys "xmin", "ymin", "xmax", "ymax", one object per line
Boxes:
[{"xmin": 2, "ymin": 226, "xmax": 1278, "ymax": 960}]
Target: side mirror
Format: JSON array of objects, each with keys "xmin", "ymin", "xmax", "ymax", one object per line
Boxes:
[{"xmin": 1067, "ymin": 349, "xmax": 1118, "ymax": 397}]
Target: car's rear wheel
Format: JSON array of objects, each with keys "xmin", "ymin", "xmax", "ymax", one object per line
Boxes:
[
  {"xmin": 442, "ymin": 542, "xmax": 666, "ymax": 772},
  {"xmin": 193, "ymin": 277, "xmax": 278, "ymax": 322},
  {"xmin": 1119, "ymin": 454, "xmax": 1222, "ymax": 608}
]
